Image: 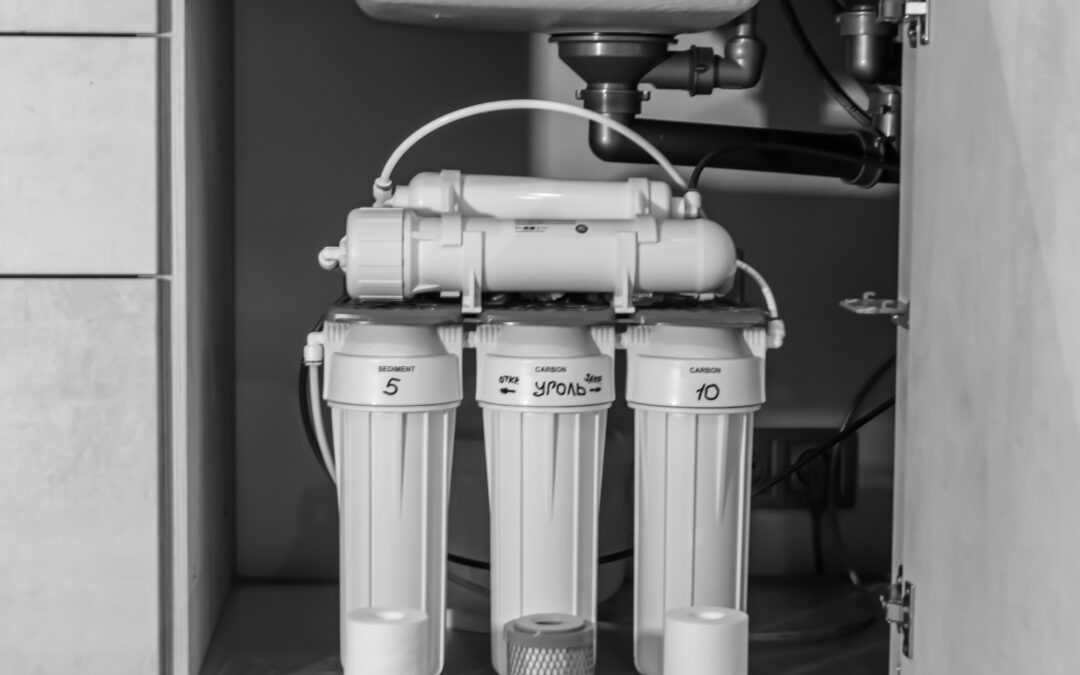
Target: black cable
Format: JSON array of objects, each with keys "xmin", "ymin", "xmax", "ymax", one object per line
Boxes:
[
  {"xmin": 298, "ymin": 359, "xmax": 328, "ymax": 477},
  {"xmin": 448, "ymin": 547, "xmax": 635, "ymax": 571},
  {"xmin": 688, "ymin": 143, "xmax": 898, "ymax": 191},
  {"xmin": 777, "ymin": 0, "xmax": 876, "ymax": 131},
  {"xmin": 823, "ymin": 356, "xmax": 897, "ymax": 587},
  {"xmin": 752, "ymin": 397, "xmax": 895, "ymax": 497}
]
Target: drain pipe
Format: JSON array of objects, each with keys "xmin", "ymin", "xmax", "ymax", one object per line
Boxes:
[
  {"xmin": 641, "ymin": 9, "xmax": 766, "ymax": 94},
  {"xmin": 553, "ymin": 31, "xmax": 897, "ymax": 186}
]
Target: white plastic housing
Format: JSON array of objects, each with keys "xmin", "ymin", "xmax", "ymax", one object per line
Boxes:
[
  {"xmin": 320, "ymin": 208, "xmax": 737, "ymax": 313},
  {"xmin": 354, "ymin": 0, "xmax": 759, "ymax": 34},
  {"xmin": 387, "ymin": 171, "xmax": 686, "ymax": 221},
  {"xmin": 624, "ymin": 325, "xmax": 764, "ymax": 675},
  {"xmin": 323, "ymin": 323, "xmax": 463, "ymax": 675},
  {"xmin": 474, "ymin": 325, "xmax": 615, "ymax": 675}
]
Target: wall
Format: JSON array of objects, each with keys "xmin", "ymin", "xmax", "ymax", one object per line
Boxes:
[
  {"xmin": 234, "ymin": 0, "xmax": 530, "ymax": 580},
  {"xmin": 529, "ymin": 0, "xmax": 899, "ymax": 576}
]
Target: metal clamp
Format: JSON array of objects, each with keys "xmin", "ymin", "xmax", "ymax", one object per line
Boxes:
[
  {"xmin": 840, "ymin": 292, "xmax": 909, "ymax": 329},
  {"xmin": 878, "ymin": 0, "xmax": 930, "ymax": 47}
]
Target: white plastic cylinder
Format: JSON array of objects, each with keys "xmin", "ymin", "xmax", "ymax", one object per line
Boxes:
[
  {"xmin": 323, "ymin": 323, "xmax": 463, "ymax": 675},
  {"xmin": 474, "ymin": 324, "xmax": 616, "ymax": 675},
  {"xmin": 321, "ymin": 208, "xmax": 738, "ymax": 312},
  {"xmin": 345, "ymin": 607, "xmax": 430, "ymax": 675},
  {"xmin": 624, "ymin": 325, "xmax": 764, "ymax": 675},
  {"xmin": 663, "ymin": 607, "xmax": 748, "ymax": 675},
  {"xmin": 386, "ymin": 171, "xmax": 684, "ymax": 220}
]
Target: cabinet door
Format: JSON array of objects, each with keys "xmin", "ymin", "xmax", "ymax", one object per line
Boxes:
[
  {"xmin": 0, "ymin": 37, "xmax": 159, "ymax": 275},
  {"xmin": 896, "ymin": 4, "xmax": 1080, "ymax": 674},
  {"xmin": 0, "ymin": 280, "xmax": 161, "ymax": 674},
  {"xmin": 0, "ymin": 0, "xmax": 157, "ymax": 34}
]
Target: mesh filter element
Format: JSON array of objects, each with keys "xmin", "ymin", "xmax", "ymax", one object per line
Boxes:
[{"xmin": 505, "ymin": 614, "xmax": 595, "ymax": 675}]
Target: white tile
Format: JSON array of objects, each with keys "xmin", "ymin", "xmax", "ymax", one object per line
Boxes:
[
  {"xmin": 0, "ymin": 279, "xmax": 160, "ymax": 674},
  {"xmin": 0, "ymin": 0, "xmax": 157, "ymax": 34},
  {"xmin": 0, "ymin": 37, "xmax": 159, "ymax": 274}
]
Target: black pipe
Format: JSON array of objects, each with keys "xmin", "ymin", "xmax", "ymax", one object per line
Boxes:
[{"xmin": 589, "ymin": 117, "xmax": 898, "ymax": 185}]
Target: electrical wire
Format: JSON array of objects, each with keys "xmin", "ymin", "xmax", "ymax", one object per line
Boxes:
[
  {"xmin": 448, "ymin": 547, "xmax": 635, "ymax": 571},
  {"xmin": 688, "ymin": 142, "xmax": 898, "ymax": 191},
  {"xmin": 376, "ymin": 99, "xmax": 688, "ymax": 196},
  {"xmin": 777, "ymin": 0, "xmax": 876, "ymax": 131},
  {"xmin": 799, "ymin": 355, "xmax": 897, "ymax": 577},
  {"xmin": 823, "ymin": 356, "xmax": 897, "ymax": 587},
  {"xmin": 752, "ymin": 397, "xmax": 895, "ymax": 497}
]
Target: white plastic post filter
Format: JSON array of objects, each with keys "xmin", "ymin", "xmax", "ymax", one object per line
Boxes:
[
  {"xmin": 386, "ymin": 171, "xmax": 686, "ymax": 221},
  {"xmin": 324, "ymin": 322, "xmax": 463, "ymax": 675},
  {"xmin": 345, "ymin": 607, "xmax": 430, "ymax": 675},
  {"xmin": 625, "ymin": 325, "xmax": 764, "ymax": 675},
  {"xmin": 505, "ymin": 614, "xmax": 596, "ymax": 675},
  {"xmin": 475, "ymin": 324, "xmax": 615, "ymax": 675},
  {"xmin": 662, "ymin": 607, "xmax": 748, "ymax": 675}
]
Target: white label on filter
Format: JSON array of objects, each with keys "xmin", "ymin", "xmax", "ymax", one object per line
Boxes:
[
  {"xmin": 627, "ymin": 356, "xmax": 764, "ymax": 409},
  {"xmin": 480, "ymin": 357, "xmax": 613, "ymax": 407}
]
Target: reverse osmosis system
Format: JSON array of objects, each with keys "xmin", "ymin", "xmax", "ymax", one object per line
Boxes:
[
  {"xmin": 303, "ymin": 100, "xmax": 780, "ymax": 675},
  {"xmin": 300, "ymin": 0, "xmax": 910, "ymax": 673}
]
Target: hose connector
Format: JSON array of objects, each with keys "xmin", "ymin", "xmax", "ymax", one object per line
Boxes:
[
  {"xmin": 767, "ymin": 318, "xmax": 786, "ymax": 350},
  {"xmin": 304, "ymin": 332, "xmax": 325, "ymax": 365},
  {"xmin": 373, "ymin": 177, "xmax": 394, "ymax": 206}
]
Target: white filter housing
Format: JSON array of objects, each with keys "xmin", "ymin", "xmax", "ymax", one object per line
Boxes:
[
  {"xmin": 474, "ymin": 324, "xmax": 615, "ymax": 675},
  {"xmin": 354, "ymin": 0, "xmax": 759, "ymax": 34},
  {"xmin": 624, "ymin": 325, "xmax": 765, "ymax": 675},
  {"xmin": 323, "ymin": 323, "xmax": 463, "ymax": 675}
]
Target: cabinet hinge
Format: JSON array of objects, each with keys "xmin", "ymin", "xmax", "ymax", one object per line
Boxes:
[
  {"xmin": 881, "ymin": 565, "xmax": 915, "ymax": 659},
  {"xmin": 878, "ymin": 0, "xmax": 930, "ymax": 47},
  {"xmin": 839, "ymin": 292, "xmax": 909, "ymax": 329}
]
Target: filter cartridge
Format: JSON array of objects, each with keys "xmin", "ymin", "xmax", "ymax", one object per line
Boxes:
[
  {"xmin": 505, "ymin": 614, "xmax": 596, "ymax": 675},
  {"xmin": 345, "ymin": 607, "xmax": 429, "ymax": 675},
  {"xmin": 663, "ymin": 607, "xmax": 748, "ymax": 675}
]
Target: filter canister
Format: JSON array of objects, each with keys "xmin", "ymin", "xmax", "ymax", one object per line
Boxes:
[
  {"xmin": 625, "ymin": 325, "xmax": 764, "ymax": 675},
  {"xmin": 505, "ymin": 614, "xmax": 596, "ymax": 675}
]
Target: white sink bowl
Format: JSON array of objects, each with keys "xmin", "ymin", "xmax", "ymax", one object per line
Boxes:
[{"xmin": 355, "ymin": 0, "xmax": 759, "ymax": 34}]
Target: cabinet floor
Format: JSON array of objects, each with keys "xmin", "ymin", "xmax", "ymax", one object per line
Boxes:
[{"xmin": 201, "ymin": 577, "xmax": 889, "ymax": 675}]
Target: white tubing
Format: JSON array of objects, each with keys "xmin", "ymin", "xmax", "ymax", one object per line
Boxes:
[
  {"xmin": 376, "ymin": 100, "xmax": 688, "ymax": 200},
  {"xmin": 735, "ymin": 260, "xmax": 785, "ymax": 349},
  {"xmin": 308, "ymin": 364, "xmax": 337, "ymax": 482},
  {"xmin": 735, "ymin": 260, "xmax": 777, "ymax": 319}
]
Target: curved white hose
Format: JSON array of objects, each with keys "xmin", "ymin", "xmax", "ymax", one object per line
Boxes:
[
  {"xmin": 375, "ymin": 99, "xmax": 688, "ymax": 202},
  {"xmin": 308, "ymin": 364, "xmax": 337, "ymax": 482},
  {"xmin": 736, "ymin": 260, "xmax": 777, "ymax": 318},
  {"xmin": 736, "ymin": 259, "xmax": 785, "ymax": 349}
]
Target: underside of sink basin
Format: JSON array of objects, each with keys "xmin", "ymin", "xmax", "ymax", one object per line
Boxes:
[{"xmin": 355, "ymin": 0, "xmax": 759, "ymax": 35}]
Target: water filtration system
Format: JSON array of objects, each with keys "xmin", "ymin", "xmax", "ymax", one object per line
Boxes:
[{"xmin": 302, "ymin": 100, "xmax": 784, "ymax": 675}]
